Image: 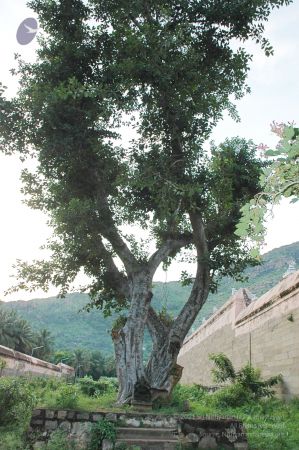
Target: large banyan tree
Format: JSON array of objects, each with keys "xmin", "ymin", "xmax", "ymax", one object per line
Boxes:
[{"xmin": 0, "ymin": 0, "xmax": 291, "ymax": 404}]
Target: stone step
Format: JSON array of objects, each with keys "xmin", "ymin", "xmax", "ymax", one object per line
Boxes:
[
  {"xmin": 115, "ymin": 438, "xmax": 178, "ymax": 450},
  {"xmin": 117, "ymin": 427, "xmax": 177, "ymax": 440}
]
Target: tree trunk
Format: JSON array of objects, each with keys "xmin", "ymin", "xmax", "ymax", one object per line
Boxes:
[
  {"xmin": 112, "ymin": 214, "xmax": 209, "ymax": 405},
  {"xmin": 146, "ymin": 334, "xmax": 184, "ymax": 401},
  {"xmin": 112, "ymin": 271, "xmax": 153, "ymax": 404}
]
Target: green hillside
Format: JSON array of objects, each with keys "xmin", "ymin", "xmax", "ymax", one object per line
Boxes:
[{"xmin": 1, "ymin": 241, "xmax": 298, "ymax": 354}]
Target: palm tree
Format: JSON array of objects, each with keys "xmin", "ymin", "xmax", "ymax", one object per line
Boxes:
[
  {"xmin": 0, "ymin": 307, "xmax": 34, "ymax": 353},
  {"xmin": 33, "ymin": 328, "xmax": 55, "ymax": 360},
  {"xmin": 72, "ymin": 348, "xmax": 91, "ymax": 378},
  {"xmin": 13, "ymin": 318, "xmax": 34, "ymax": 354},
  {"xmin": 0, "ymin": 309, "xmax": 20, "ymax": 349}
]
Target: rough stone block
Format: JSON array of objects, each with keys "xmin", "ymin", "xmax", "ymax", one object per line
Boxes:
[
  {"xmin": 234, "ymin": 443, "xmax": 248, "ymax": 449},
  {"xmin": 186, "ymin": 432, "xmax": 199, "ymax": 443},
  {"xmin": 45, "ymin": 410, "xmax": 55, "ymax": 419},
  {"xmin": 122, "ymin": 417, "xmax": 141, "ymax": 427},
  {"xmin": 92, "ymin": 413, "xmax": 104, "ymax": 422},
  {"xmin": 77, "ymin": 412, "xmax": 90, "ymax": 420},
  {"xmin": 223, "ymin": 425, "xmax": 238, "ymax": 443},
  {"xmin": 31, "ymin": 419, "xmax": 44, "ymax": 426},
  {"xmin": 196, "ymin": 427, "xmax": 208, "ymax": 436},
  {"xmin": 106, "ymin": 413, "xmax": 117, "ymax": 422},
  {"xmin": 59, "ymin": 421, "xmax": 71, "ymax": 432},
  {"xmin": 102, "ymin": 439, "xmax": 114, "ymax": 450},
  {"xmin": 45, "ymin": 420, "xmax": 58, "ymax": 430},
  {"xmin": 57, "ymin": 410, "xmax": 68, "ymax": 419},
  {"xmin": 32, "ymin": 409, "xmax": 43, "ymax": 418},
  {"xmin": 67, "ymin": 411, "xmax": 76, "ymax": 420},
  {"xmin": 198, "ymin": 435, "xmax": 218, "ymax": 449},
  {"xmin": 71, "ymin": 421, "xmax": 91, "ymax": 437}
]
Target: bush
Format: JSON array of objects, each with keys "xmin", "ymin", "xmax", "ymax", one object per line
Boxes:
[
  {"xmin": 89, "ymin": 419, "xmax": 116, "ymax": 450},
  {"xmin": 55, "ymin": 384, "xmax": 79, "ymax": 409},
  {"xmin": 209, "ymin": 353, "xmax": 282, "ymax": 404},
  {"xmin": 0, "ymin": 377, "xmax": 36, "ymax": 427},
  {"xmin": 237, "ymin": 364, "xmax": 282, "ymax": 399},
  {"xmin": 46, "ymin": 430, "xmax": 77, "ymax": 450},
  {"xmin": 79, "ymin": 376, "xmax": 118, "ymax": 397},
  {"xmin": 171, "ymin": 383, "xmax": 205, "ymax": 404},
  {"xmin": 153, "ymin": 383, "xmax": 206, "ymax": 411},
  {"xmin": 208, "ymin": 383, "xmax": 252, "ymax": 408}
]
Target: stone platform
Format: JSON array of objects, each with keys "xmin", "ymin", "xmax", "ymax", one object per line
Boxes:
[{"xmin": 28, "ymin": 408, "xmax": 248, "ymax": 449}]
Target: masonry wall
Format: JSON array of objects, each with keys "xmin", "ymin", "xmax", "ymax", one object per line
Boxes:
[
  {"xmin": 0, "ymin": 344, "xmax": 74, "ymax": 378},
  {"xmin": 28, "ymin": 408, "xmax": 248, "ymax": 449},
  {"xmin": 178, "ymin": 271, "xmax": 299, "ymax": 399}
]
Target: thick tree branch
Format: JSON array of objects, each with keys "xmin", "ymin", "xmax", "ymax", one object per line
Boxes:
[
  {"xmin": 148, "ymin": 233, "xmax": 192, "ymax": 277},
  {"xmin": 171, "ymin": 211, "xmax": 210, "ymax": 341},
  {"xmin": 97, "ymin": 239, "xmax": 130, "ymax": 298},
  {"xmin": 95, "ymin": 189, "xmax": 139, "ymax": 275},
  {"xmin": 146, "ymin": 305, "xmax": 168, "ymax": 347}
]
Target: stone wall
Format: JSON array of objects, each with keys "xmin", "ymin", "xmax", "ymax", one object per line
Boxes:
[
  {"xmin": 0, "ymin": 344, "xmax": 74, "ymax": 378},
  {"xmin": 178, "ymin": 271, "xmax": 299, "ymax": 399},
  {"xmin": 28, "ymin": 408, "xmax": 248, "ymax": 449}
]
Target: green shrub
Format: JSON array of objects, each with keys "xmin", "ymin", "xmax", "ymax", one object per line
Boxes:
[
  {"xmin": 209, "ymin": 353, "xmax": 282, "ymax": 405},
  {"xmin": 88, "ymin": 419, "xmax": 116, "ymax": 450},
  {"xmin": 153, "ymin": 383, "xmax": 206, "ymax": 412},
  {"xmin": 0, "ymin": 377, "xmax": 36, "ymax": 427},
  {"xmin": 237, "ymin": 364, "xmax": 282, "ymax": 399},
  {"xmin": 100, "ymin": 377, "xmax": 118, "ymax": 390},
  {"xmin": 208, "ymin": 383, "xmax": 252, "ymax": 408},
  {"xmin": 171, "ymin": 383, "xmax": 205, "ymax": 405},
  {"xmin": 78, "ymin": 376, "xmax": 99, "ymax": 396},
  {"xmin": 55, "ymin": 384, "xmax": 79, "ymax": 409},
  {"xmin": 79, "ymin": 376, "xmax": 118, "ymax": 397},
  {"xmin": 46, "ymin": 430, "xmax": 77, "ymax": 450},
  {"xmin": 0, "ymin": 430, "xmax": 30, "ymax": 450},
  {"xmin": 209, "ymin": 353, "xmax": 236, "ymax": 383}
]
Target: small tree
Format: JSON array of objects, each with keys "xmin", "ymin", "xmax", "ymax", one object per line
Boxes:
[
  {"xmin": 0, "ymin": 0, "xmax": 291, "ymax": 403},
  {"xmin": 209, "ymin": 353, "xmax": 282, "ymax": 400}
]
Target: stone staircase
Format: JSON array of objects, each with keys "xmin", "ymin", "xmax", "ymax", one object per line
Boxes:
[{"xmin": 115, "ymin": 426, "xmax": 179, "ymax": 449}]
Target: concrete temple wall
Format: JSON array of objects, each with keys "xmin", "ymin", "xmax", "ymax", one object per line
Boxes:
[
  {"xmin": 178, "ymin": 271, "xmax": 299, "ymax": 399},
  {"xmin": 0, "ymin": 344, "xmax": 74, "ymax": 378}
]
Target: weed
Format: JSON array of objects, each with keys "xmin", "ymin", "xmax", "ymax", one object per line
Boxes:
[
  {"xmin": 89, "ymin": 418, "xmax": 117, "ymax": 450},
  {"xmin": 55, "ymin": 384, "xmax": 79, "ymax": 409}
]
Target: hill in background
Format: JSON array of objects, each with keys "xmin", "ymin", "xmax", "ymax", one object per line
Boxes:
[{"xmin": 1, "ymin": 241, "xmax": 298, "ymax": 354}]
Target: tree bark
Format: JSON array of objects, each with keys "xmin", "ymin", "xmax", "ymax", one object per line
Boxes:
[
  {"xmin": 146, "ymin": 212, "xmax": 210, "ymax": 400},
  {"xmin": 111, "ymin": 213, "xmax": 209, "ymax": 405},
  {"xmin": 146, "ymin": 307, "xmax": 183, "ymax": 400},
  {"xmin": 112, "ymin": 271, "xmax": 153, "ymax": 404}
]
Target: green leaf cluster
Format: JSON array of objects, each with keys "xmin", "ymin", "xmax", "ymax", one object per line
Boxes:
[
  {"xmin": 236, "ymin": 124, "xmax": 299, "ymax": 255},
  {"xmin": 0, "ymin": 0, "xmax": 291, "ymax": 313}
]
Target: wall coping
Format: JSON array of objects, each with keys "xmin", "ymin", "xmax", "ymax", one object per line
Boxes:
[
  {"xmin": 0, "ymin": 344, "xmax": 74, "ymax": 374},
  {"xmin": 235, "ymin": 270, "xmax": 299, "ymax": 325},
  {"xmin": 181, "ymin": 270, "xmax": 299, "ymax": 351},
  {"xmin": 31, "ymin": 407, "xmax": 242, "ymax": 422},
  {"xmin": 183, "ymin": 288, "xmax": 249, "ymax": 347}
]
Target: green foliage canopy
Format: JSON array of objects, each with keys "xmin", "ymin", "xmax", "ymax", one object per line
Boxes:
[{"xmin": 0, "ymin": 0, "xmax": 291, "ymax": 313}]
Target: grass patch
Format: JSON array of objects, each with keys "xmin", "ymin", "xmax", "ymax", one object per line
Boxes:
[
  {"xmin": 1, "ymin": 376, "xmax": 298, "ymax": 449},
  {"xmin": 154, "ymin": 385, "xmax": 299, "ymax": 450}
]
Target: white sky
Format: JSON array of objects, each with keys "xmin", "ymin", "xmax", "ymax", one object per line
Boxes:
[{"xmin": 0, "ymin": 1, "xmax": 298, "ymax": 301}]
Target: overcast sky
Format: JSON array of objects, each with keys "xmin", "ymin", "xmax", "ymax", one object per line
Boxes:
[{"xmin": 0, "ymin": 1, "xmax": 298, "ymax": 301}]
